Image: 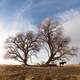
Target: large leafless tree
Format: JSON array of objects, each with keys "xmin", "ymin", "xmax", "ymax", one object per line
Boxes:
[
  {"xmin": 37, "ymin": 18, "xmax": 78, "ymax": 65},
  {"xmin": 4, "ymin": 31, "xmax": 40, "ymax": 65}
]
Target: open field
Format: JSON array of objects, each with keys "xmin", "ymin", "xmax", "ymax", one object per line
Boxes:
[{"xmin": 0, "ymin": 64, "xmax": 80, "ymax": 80}]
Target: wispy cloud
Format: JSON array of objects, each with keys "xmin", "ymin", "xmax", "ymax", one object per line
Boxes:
[
  {"xmin": 15, "ymin": 0, "xmax": 33, "ymax": 19},
  {"xmin": 58, "ymin": 9, "xmax": 80, "ymax": 22},
  {"xmin": 12, "ymin": 0, "xmax": 34, "ymax": 31}
]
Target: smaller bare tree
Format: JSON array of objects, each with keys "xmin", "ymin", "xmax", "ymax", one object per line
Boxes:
[{"xmin": 4, "ymin": 31, "xmax": 40, "ymax": 65}]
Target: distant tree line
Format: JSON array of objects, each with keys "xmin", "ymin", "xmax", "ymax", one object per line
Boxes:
[{"xmin": 3, "ymin": 18, "xmax": 78, "ymax": 66}]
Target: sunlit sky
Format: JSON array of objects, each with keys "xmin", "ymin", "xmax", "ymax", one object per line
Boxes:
[{"xmin": 0, "ymin": 0, "xmax": 80, "ymax": 65}]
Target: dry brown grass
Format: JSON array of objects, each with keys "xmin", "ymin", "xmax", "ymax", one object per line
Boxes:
[{"xmin": 0, "ymin": 64, "xmax": 80, "ymax": 80}]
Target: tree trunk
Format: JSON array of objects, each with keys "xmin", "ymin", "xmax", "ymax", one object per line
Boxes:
[
  {"xmin": 24, "ymin": 60, "xmax": 27, "ymax": 65},
  {"xmin": 45, "ymin": 58, "xmax": 51, "ymax": 65},
  {"xmin": 45, "ymin": 54, "xmax": 53, "ymax": 65},
  {"xmin": 23, "ymin": 51, "xmax": 28, "ymax": 66}
]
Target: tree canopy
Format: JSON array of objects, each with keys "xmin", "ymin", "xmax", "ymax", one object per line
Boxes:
[
  {"xmin": 4, "ymin": 18, "xmax": 78, "ymax": 65},
  {"xmin": 37, "ymin": 18, "xmax": 78, "ymax": 65},
  {"xmin": 4, "ymin": 31, "xmax": 40, "ymax": 65}
]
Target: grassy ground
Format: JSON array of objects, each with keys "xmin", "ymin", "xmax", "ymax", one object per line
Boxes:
[{"xmin": 0, "ymin": 64, "xmax": 80, "ymax": 80}]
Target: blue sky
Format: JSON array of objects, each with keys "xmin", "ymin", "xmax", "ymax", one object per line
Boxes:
[{"xmin": 0, "ymin": 0, "xmax": 80, "ymax": 65}]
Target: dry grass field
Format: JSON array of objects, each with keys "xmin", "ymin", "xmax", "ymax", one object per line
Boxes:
[{"xmin": 0, "ymin": 64, "xmax": 80, "ymax": 80}]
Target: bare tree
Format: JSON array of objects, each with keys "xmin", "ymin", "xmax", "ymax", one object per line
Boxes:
[
  {"xmin": 37, "ymin": 18, "xmax": 78, "ymax": 65},
  {"xmin": 4, "ymin": 31, "xmax": 40, "ymax": 65}
]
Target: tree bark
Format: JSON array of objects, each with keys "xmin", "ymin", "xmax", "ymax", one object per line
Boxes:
[
  {"xmin": 23, "ymin": 59, "xmax": 27, "ymax": 65},
  {"xmin": 45, "ymin": 53, "xmax": 53, "ymax": 65},
  {"xmin": 23, "ymin": 50, "xmax": 28, "ymax": 66}
]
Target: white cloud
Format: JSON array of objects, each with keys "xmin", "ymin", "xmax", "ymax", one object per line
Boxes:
[
  {"xmin": 0, "ymin": 22, "xmax": 35, "ymax": 65},
  {"xmin": 58, "ymin": 9, "xmax": 80, "ymax": 45},
  {"xmin": 58, "ymin": 9, "xmax": 80, "ymax": 64}
]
